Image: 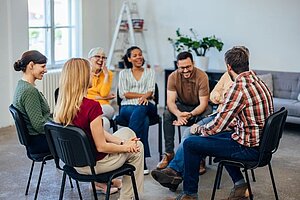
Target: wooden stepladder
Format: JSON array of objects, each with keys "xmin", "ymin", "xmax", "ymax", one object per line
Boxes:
[{"xmin": 107, "ymin": 1, "xmax": 148, "ymax": 69}]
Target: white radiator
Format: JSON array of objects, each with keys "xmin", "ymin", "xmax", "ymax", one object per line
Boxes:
[{"xmin": 37, "ymin": 69, "xmax": 61, "ymax": 113}]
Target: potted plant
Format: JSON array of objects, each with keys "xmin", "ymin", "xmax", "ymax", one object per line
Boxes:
[{"xmin": 168, "ymin": 28, "xmax": 224, "ymax": 71}]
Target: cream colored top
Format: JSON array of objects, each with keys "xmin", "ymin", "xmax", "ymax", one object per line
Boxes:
[{"xmin": 210, "ymin": 72, "xmax": 233, "ymax": 107}]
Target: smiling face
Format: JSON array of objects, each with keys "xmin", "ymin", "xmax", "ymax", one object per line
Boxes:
[
  {"xmin": 177, "ymin": 57, "xmax": 194, "ymax": 79},
  {"xmin": 90, "ymin": 52, "xmax": 107, "ymax": 72},
  {"xmin": 31, "ymin": 62, "xmax": 47, "ymax": 80},
  {"xmin": 128, "ymin": 48, "xmax": 144, "ymax": 68}
]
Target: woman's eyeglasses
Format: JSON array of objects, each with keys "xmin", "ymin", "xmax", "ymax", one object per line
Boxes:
[{"xmin": 93, "ymin": 55, "xmax": 107, "ymax": 60}]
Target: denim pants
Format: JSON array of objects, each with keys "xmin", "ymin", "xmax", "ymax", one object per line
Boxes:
[
  {"xmin": 119, "ymin": 103, "xmax": 157, "ymax": 157},
  {"xmin": 163, "ymin": 102, "xmax": 212, "ymax": 153},
  {"xmin": 168, "ymin": 115, "xmax": 216, "ymax": 175},
  {"xmin": 182, "ymin": 131, "xmax": 259, "ymax": 196}
]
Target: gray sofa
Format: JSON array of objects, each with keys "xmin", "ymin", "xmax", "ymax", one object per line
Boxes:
[{"xmin": 255, "ymin": 70, "xmax": 300, "ymax": 124}]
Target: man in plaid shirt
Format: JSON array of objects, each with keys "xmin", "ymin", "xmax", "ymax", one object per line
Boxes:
[{"xmin": 173, "ymin": 46, "xmax": 274, "ymax": 200}]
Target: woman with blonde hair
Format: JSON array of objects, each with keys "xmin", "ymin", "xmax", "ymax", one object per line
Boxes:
[{"xmin": 54, "ymin": 58, "xmax": 144, "ymax": 199}]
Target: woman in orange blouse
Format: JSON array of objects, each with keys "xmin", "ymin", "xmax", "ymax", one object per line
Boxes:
[{"xmin": 87, "ymin": 47, "xmax": 115, "ymax": 131}]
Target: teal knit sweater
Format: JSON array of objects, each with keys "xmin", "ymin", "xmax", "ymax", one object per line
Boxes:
[{"xmin": 13, "ymin": 80, "xmax": 51, "ymax": 135}]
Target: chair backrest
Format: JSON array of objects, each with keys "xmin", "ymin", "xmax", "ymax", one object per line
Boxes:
[
  {"xmin": 258, "ymin": 107, "xmax": 288, "ymax": 165},
  {"xmin": 44, "ymin": 121, "xmax": 97, "ymax": 168},
  {"xmin": 9, "ymin": 104, "xmax": 30, "ymax": 146},
  {"xmin": 117, "ymin": 83, "xmax": 159, "ymax": 108},
  {"xmin": 54, "ymin": 88, "xmax": 59, "ymax": 104}
]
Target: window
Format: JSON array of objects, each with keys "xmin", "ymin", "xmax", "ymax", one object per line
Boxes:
[{"xmin": 28, "ymin": 0, "xmax": 81, "ymax": 68}]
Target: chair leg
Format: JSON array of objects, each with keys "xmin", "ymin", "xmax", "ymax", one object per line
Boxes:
[
  {"xmin": 59, "ymin": 172, "xmax": 67, "ymax": 200},
  {"xmin": 211, "ymin": 163, "xmax": 223, "ymax": 200},
  {"xmin": 216, "ymin": 164, "xmax": 223, "ymax": 189},
  {"xmin": 68, "ymin": 176, "xmax": 74, "ymax": 188},
  {"xmin": 34, "ymin": 156, "xmax": 49, "ymax": 200},
  {"xmin": 130, "ymin": 171, "xmax": 139, "ymax": 200},
  {"xmin": 158, "ymin": 118, "xmax": 163, "ymax": 160},
  {"xmin": 268, "ymin": 163, "xmax": 279, "ymax": 200},
  {"xmin": 91, "ymin": 182, "xmax": 98, "ymax": 200},
  {"xmin": 251, "ymin": 169, "xmax": 256, "ymax": 182},
  {"xmin": 75, "ymin": 180, "xmax": 83, "ymax": 200},
  {"xmin": 112, "ymin": 119, "xmax": 118, "ymax": 133},
  {"xmin": 105, "ymin": 179, "xmax": 113, "ymax": 200},
  {"xmin": 25, "ymin": 161, "xmax": 35, "ymax": 195},
  {"xmin": 178, "ymin": 127, "xmax": 181, "ymax": 143},
  {"xmin": 244, "ymin": 169, "xmax": 253, "ymax": 200}
]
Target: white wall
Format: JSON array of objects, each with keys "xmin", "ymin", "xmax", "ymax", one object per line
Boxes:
[
  {"xmin": 81, "ymin": 0, "xmax": 110, "ymax": 57},
  {"xmin": 1, "ymin": 0, "xmax": 299, "ymax": 127},
  {"xmin": 0, "ymin": 0, "xmax": 28, "ymax": 128},
  {"xmin": 109, "ymin": 0, "xmax": 300, "ymax": 72}
]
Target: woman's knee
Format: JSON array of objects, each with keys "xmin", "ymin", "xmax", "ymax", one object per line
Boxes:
[{"xmin": 114, "ymin": 127, "xmax": 136, "ymax": 139}]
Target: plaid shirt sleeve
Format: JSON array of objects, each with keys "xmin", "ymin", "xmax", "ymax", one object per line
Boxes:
[{"xmin": 200, "ymin": 82, "xmax": 244, "ymax": 136}]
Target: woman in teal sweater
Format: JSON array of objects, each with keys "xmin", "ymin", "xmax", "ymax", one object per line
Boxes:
[{"xmin": 13, "ymin": 50, "xmax": 51, "ymax": 154}]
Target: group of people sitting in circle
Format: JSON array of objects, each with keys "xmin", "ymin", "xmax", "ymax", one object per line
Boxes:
[{"xmin": 13, "ymin": 44, "xmax": 273, "ymax": 200}]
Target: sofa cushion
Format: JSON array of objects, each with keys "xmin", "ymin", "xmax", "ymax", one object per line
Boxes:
[
  {"xmin": 256, "ymin": 70, "xmax": 300, "ymax": 100},
  {"xmin": 274, "ymin": 98, "xmax": 300, "ymax": 117},
  {"xmin": 257, "ymin": 73, "xmax": 273, "ymax": 95}
]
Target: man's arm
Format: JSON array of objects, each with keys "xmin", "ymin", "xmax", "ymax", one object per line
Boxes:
[
  {"xmin": 190, "ymin": 95, "xmax": 209, "ymax": 117},
  {"xmin": 168, "ymin": 90, "xmax": 194, "ymax": 126},
  {"xmin": 166, "ymin": 90, "xmax": 180, "ymax": 116}
]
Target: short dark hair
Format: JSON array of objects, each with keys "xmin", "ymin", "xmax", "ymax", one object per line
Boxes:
[
  {"xmin": 177, "ymin": 51, "xmax": 193, "ymax": 63},
  {"xmin": 123, "ymin": 46, "xmax": 144, "ymax": 68},
  {"xmin": 224, "ymin": 47, "xmax": 249, "ymax": 74},
  {"xmin": 14, "ymin": 50, "xmax": 47, "ymax": 72}
]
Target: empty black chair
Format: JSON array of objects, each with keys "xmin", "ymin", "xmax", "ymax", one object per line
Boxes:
[
  {"xmin": 44, "ymin": 121, "xmax": 139, "ymax": 200},
  {"xmin": 9, "ymin": 104, "xmax": 53, "ymax": 200},
  {"xmin": 113, "ymin": 83, "xmax": 163, "ymax": 160},
  {"xmin": 211, "ymin": 107, "xmax": 288, "ymax": 200}
]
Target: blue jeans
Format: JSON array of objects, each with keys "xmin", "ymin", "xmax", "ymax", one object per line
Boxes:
[
  {"xmin": 119, "ymin": 103, "xmax": 157, "ymax": 157},
  {"xmin": 182, "ymin": 131, "xmax": 259, "ymax": 196},
  {"xmin": 168, "ymin": 115, "xmax": 216, "ymax": 175}
]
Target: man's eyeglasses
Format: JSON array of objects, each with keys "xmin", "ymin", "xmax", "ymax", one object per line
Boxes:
[
  {"xmin": 93, "ymin": 55, "xmax": 107, "ymax": 60},
  {"xmin": 178, "ymin": 65, "xmax": 192, "ymax": 71}
]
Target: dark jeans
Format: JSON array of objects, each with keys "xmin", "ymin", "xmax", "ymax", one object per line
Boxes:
[
  {"xmin": 120, "ymin": 103, "xmax": 157, "ymax": 157},
  {"xmin": 163, "ymin": 102, "xmax": 212, "ymax": 153},
  {"xmin": 27, "ymin": 134, "xmax": 50, "ymax": 154},
  {"xmin": 182, "ymin": 131, "xmax": 259, "ymax": 196},
  {"xmin": 169, "ymin": 115, "xmax": 216, "ymax": 174}
]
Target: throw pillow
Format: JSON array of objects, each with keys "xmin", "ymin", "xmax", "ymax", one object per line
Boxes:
[{"xmin": 257, "ymin": 73, "xmax": 273, "ymax": 95}]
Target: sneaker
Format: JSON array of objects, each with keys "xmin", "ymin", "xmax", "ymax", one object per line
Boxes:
[
  {"xmin": 151, "ymin": 167, "xmax": 182, "ymax": 192},
  {"xmin": 221, "ymin": 183, "xmax": 249, "ymax": 200},
  {"xmin": 144, "ymin": 169, "xmax": 150, "ymax": 175},
  {"xmin": 144, "ymin": 163, "xmax": 149, "ymax": 175},
  {"xmin": 156, "ymin": 152, "xmax": 174, "ymax": 169}
]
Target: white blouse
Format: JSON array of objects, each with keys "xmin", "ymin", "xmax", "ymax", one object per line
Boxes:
[{"xmin": 118, "ymin": 68, "xmax": 155, "ymax": 105}]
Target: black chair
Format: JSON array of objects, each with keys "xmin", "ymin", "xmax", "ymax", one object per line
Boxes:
[
  {"xmin": 44, "ymin": 121, "xmax": 139, "ymax": 200},
  {"xmin": 9, "ymin": 104, "xmax": 53, "ymax": 200},
  {"xmin": 211, "ymin": 107, "xmax": 288, "ymax": 200},
  {"xmin": 113, "ymin": 83, "xmax": 163, "ymax": 160}
]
